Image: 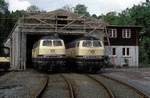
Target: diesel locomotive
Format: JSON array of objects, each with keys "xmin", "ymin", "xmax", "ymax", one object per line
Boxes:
[
  {"xmin": 32, "ymin": 35, "xmax": 105, "ymax": 73},
  {"xmin": 32, "ymin": 36, "xmax": 66, "ymax": 71},
  {"xmin": 66, "ymin": 36, "xmax": 105, "ymax": 73},
  {"xmin": 0, "ymin": 46, "xmax": 10, "ymax": 71}
]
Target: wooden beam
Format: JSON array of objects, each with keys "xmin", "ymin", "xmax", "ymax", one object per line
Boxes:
[{"xmin": 60, "ymin": 15, "xmax": 85, "ymax": 30}]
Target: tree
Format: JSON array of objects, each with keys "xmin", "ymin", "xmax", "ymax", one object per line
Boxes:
[
  {"xmin": 146, "ymin": 0, "xmax": 149, "ymax": 2},
  {"xmin": 0, "ymin": 0, "xmax": 9, "ymax": 14},
  {"xmin": 62, "ymin": 5, "xmax": 73, "ymax": 12},
  {"xmin": 102, "ymin": 11, "xmax": 120, "ymax": 25},
  {"xmin": 0, "ymin": 1, "xmax": 24, "ymax": 46},
  {"xmin": 0, "ymin": 0, "xmax": 10, "ymax": 46},
  {"xmin": 74, "ymin": 4, "xmax": 90, "ymax": 17},
  {"xmin": 92, "ymin": 14, "xmax": 98, "ymax": 19},
  {"xmin": 26, "ymin": 5, "xmax": 40, "ymax": 13}
]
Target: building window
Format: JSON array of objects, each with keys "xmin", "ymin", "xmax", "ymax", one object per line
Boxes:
[
  {"xmin": 108, "ymin": 29, "xmax": 117, "ymax": 38},
  {"xmin": 122, "ymin": 48, "xmax": 130, "ymax": 56},
  {"xmin": 112, "ymin": 48, "xmax": 116, "ymax": 56},
  {"xmin": 122, "ymin": 29, "xmax": 131, "ymax": 38}
]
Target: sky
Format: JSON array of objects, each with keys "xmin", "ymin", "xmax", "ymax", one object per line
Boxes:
[{"xmin": 6, "ymin": 0, "xmax": 144, "ymax": 15}]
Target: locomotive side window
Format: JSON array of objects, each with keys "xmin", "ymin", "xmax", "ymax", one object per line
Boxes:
[
  {"xmin": 82, "ymin": 40, "xmax": 92, "ymax": 47},
  {"xmin": 42, "ymin": 40, "xmax": 52, "ymax": 46},
  {"xmin": 93, "ymin": 41, "xmax": 102, "ymax": 47},
  {"xmin": 53, "ymin": 40, "xmax": 62, "ymax": 46}
]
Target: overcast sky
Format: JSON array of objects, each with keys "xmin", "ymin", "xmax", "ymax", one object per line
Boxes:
[{"xmin": 6, "ymin": 0, "xmax": 144, "ymax": 15}]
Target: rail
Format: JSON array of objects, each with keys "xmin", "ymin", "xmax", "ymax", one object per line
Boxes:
[
  {"xmin": 86, "ymin": 74, "xmax": 115, "ymax": 98},
  {"xmin": 60, "ymin": 74, "xmax": 76, "ymax": 98},
  {"xmin": 36, "ymin": 75, "xmax": 48, "ymax": 98},
  {"xmin": 101, "ymin": 75, "xmax": 149, "ymax": 98}
]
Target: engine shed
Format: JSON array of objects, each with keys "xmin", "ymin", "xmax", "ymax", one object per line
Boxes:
[{"xmin": 5, "ymin": 10, "xmax": 106, "ymax": 70}]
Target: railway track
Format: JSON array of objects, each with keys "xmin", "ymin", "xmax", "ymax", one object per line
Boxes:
[
  {"xmin": 39, "ymin": 74, "xmax": 113, "ymax": 98},
  {"xmin": 62, "ymin": 74, "xmax": 112, "ymax": 98},
  {"xmin": 88, "ymin": 74, "xmax": 149, "ymax": 98},
  {"xmin": 86, "ymin": 74, "xmax": 114, "ymax": 98},
  {"xmin": 0, "ymin": 71, "xmax": 48, "ymax": 98},
  {"xmin": 1, "ymin": 72, "xmax": 147, "ymax": 98},
  {"xmin": 40, "ymin": 74, "xmax": 75, "ymax": 98},
  {"xmin": 61, "ymin": 74, "xmax": 76, "ymax": 98},
  {"xmin": 39, "ymin": 73, "xmax": 149, "ymax": 98}
]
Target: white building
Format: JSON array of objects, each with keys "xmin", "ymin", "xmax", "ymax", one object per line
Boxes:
[{"xmin": 105, "ymin": 25, "xmax": 142, "ymax": 67}]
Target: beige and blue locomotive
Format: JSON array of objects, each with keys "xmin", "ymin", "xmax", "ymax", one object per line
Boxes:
[
  {"xmin": 0, "ymin": 46, "xmax": 10, "ymax": 71},
  {"xmin": 32, "ymin": 36, "xmax": 66, "ymax": 71},
  {"xmin": 66, "ymin": 36, "xmax": 105, "ymax": 73}
]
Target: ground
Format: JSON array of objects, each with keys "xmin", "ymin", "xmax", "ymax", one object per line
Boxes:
[
  {"xmin": 0, "ymin": 68, "xmax": 149, "ymax": 98},
  {"xmin": 103, "ymin": 68, "xmax": 150, "ymax": 97}
]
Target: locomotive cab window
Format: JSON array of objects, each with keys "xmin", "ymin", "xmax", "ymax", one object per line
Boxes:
[
  {"xmin": 82, "ymin": 40, "xmax": 92, "ymax": 47},
  {"xmin": 53, "ymin": 40, "xmax": 62, "ymax": 46},
  {"xmin": 42, "ymin": 40, "xmax": 52, "ymax": 46},
  {"xmin": 82, "ymin": 40, "xmax": 102, "ymax": 47},
  {"xmin": 93, "ymin": 41, "xmax": 102, "ymax": 47}
]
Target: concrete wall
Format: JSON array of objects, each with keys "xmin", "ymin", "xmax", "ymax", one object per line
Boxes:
[
  {"xmin": 10, "ymin": 26, "xmax": 26, "ymax": 70},
  {"xmin": 105, "ymin": 46, "xmax": 139, "ymax": 67}
]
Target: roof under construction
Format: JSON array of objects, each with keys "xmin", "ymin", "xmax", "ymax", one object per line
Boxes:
[{"xmin": 19, "ymin": 9, "xmax": 107, "ymax": 35}]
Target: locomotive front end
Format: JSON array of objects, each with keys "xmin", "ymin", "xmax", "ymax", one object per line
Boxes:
[
  {"xmin": 32, "ymin": 36, "xmax": 66, "ymax": 72},
  {"xmin": 76, "ymin": 40, "xmax": 105, "ymax": 72}
]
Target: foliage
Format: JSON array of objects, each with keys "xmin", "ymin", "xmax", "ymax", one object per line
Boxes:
[
  {"xmin": 0, "ymin": 4, "xmax": 41, "ymax": 46},
  {"xmin": 74, "ymin": 4, "xmax": 90, "ymax": 17},
  {"xmin": 62, "ymin": 5, "xmax": 73, "ymax": 12},
  {"xmin": 0, "ymin": 0, "xmax": 10, "ymax": 46},
  {"xmin": 0, "ymin": 0, "xmax": 9, "ymax": 14},
  {"xmin": 26, "ymin": 5, "xmax": 41, "ymax": 13},
  {"xmin": 0, "ymin": 0, "xmax": 26, "ymax": 46},
  {"xmin": 101, "ymin": 12, "xmax": 120, "ymax": 25},
  {"xmin": 91, "ymin": 14, "xmax": 98, "ymax": 19}
]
